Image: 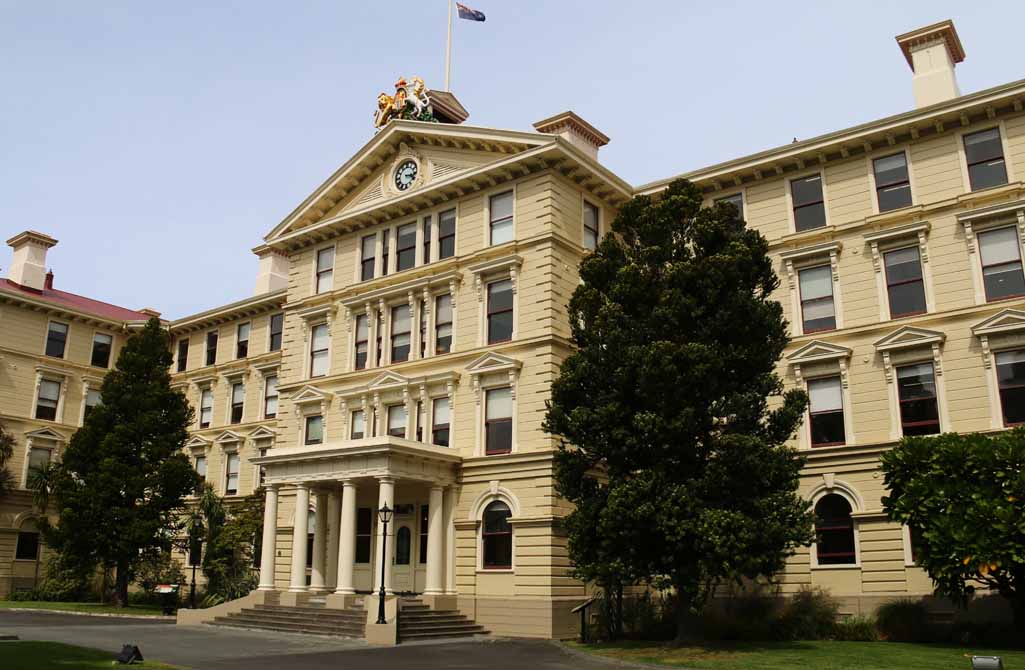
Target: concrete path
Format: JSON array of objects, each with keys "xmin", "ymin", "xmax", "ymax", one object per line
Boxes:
[{"xmin": 0, "ymin": 610, "xmax": 609, "ymax": 670}]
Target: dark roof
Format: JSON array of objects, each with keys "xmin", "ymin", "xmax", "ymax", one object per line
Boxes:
[{"xmin": 0, "ymin": 278, "xmax": 152, "ymax": 322}]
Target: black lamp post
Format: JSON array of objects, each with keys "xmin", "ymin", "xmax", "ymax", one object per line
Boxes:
[{"xmin": 375, "ymin": 504, "xmax": 393, "ymax": 625}]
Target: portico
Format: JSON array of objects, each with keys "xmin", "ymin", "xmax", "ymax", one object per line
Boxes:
[{"xmin": 252, "ymin": 435, "xmax": 460, "ymax": 605}]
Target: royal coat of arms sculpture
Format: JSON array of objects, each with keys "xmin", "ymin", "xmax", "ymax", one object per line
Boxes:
[{"xmin": 374, "ymin": 77, "xmax": 434, "ymax": 129}]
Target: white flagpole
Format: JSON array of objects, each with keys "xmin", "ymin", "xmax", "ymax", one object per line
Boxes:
[{"xmin": 444, "ymin": 0, "xmax": 453, "ymax": 90}]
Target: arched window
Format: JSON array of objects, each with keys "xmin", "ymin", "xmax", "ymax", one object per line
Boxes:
[
  {"xmin": 396, "ymin": 526, "xmax": 411, "ymax": 565},
  {"xmin": 814, "ymin": 494, "xmax": 856, "ymax": 565},
  {"xmin": 482, "ymin": 501, "xmax": 512, "ymax": 569}
]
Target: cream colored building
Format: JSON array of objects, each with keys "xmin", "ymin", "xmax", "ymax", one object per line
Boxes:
[{"xmin": 3, "ymin": 18, "xmax": 1023, "ymax": 636}]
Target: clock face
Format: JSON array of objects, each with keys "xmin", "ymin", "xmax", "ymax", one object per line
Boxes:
[{"xmin": 394, "ymin": 160, "xmax": 418, "ymax": 191}]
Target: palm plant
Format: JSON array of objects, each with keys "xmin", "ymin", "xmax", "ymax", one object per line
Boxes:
[{"xmin": 0, "ymin": 422, "xmax": 15, "ymax": 498}]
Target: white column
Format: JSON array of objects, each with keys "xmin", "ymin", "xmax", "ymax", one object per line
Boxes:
[
  {"xmin": 443, "ymin": 485, "xmax": 457, "ymax": 595},
  {"xmin": 375, "ymin": 477, "xmax": 395, "ymax": 594},
  {"xmin": 288, "ymin": 483, "xmax": 310, "ymax": 592},
  {"xmin": 310, "ymin": 489, "xmax": 329, "ymax": 591},
  {"xmin": 335, "ymin": 480, "xmax": 358, "ymax": 595},
  {"xmin": 258, "ymin": 484, "xmax": 280, "ymax": 590},
  {"xmin": 325, "ymin": 489, "xmax": 342, "ymax": 590},
  {"xmin": 424, "ymin": 485, "xmax": 445, "ymax": 595}
]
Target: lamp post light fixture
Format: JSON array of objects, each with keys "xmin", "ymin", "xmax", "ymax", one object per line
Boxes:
[{"xmin": 376, "ymin": 504, "xmax": 393, "ymax": 625}]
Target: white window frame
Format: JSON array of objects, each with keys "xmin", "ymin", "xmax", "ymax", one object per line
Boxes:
[
  {"xmin": 785, "ymin": 169, "xmax": 831, "ymax": 235},
  {"xmin": 808, "ymin": 482, "xmax": 863, "ymax": 569},
  {"xmin": 304, "ymin": 413, "xmax": 325, "ymax": 446},
  {"xmin": 582, "ymin": 196, "xmax": 602, "ymax": 251},
  {"xmin": 865, "ymin": 222, "xmax": 934, "ymax": 321},
  {"xmin": 175, "ymin": 336, "xmax": 191, "ymax": 372},
  {"xmin": 43, "ymin": 319, "xmax": 70, "ymax": 359},
  {"xmin": 223, "ymin": 448, "xmax": 240, "ymax": 496},
  {"xmin": 262, "ymin": 373, "xmax": 279, "ymax": 420},
  {"xmin": 314, "ymin": 244, "xmax": 336, "ymax": 295},
  {"xmin": 33, "ymin": 367, "xmax": 67, "ymax": 423},
  {"xmin": 235, "ymin": 322, "xmax": 251, "ymax": 359},
  {"xmin": 866, "ymin": 147, "xmax": 917, "ymax": 216},
  {"xmin": 956, "ymin": 121, "xmax": 1015, "ymax": 194},
  {"xmin": 197, "ymin": 383, "xmax": 215, "ymax": 429},
  {"xmin": 226, "ymin": 379, "xmax": 246, "ymax": 425},
  {"xmin": 781, "ymin": 243, "xmax": 843, "ymax": 337},
  {"xmin": 205, "ymin": 329, "xmax": 219, "ymax": 367},
  {"xmin": 875, "ymin": 327, "xmax": 949, "ymax": 439},
  {"xmin": 470, "ymin": 256, "xmax": 522, "ymax": 348},
  {"xmin": 89, "ymin": 330, "xmax": 114, "ymax": 369},
  {"xmin": 485, "ymin": 185, "xmax": 516, "ymax": 247},
  {"xmin": 470, "ymin": 487, "xmax": 520, "ymax": 574},
  {"xmin": 957, "ymin": 202, "xmax": 1025, "ymax": 306},
  {"xmin": 23, "ymin": 442, "xmax": 55, "ymax": 488},
  {"xmin": 308, "ymin": 321, "xmax": 331, "ymax": 379}
]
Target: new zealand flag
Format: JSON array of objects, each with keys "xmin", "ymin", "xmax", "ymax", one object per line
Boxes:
[{"xmin": 456, "ymin": 3, "xmax": 486, "ymax": 22}]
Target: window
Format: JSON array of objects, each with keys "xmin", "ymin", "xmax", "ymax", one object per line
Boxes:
[
  {"xmin": 485, "ymin": 387, "xmax": 513, "ymax": 455},
  {"xmin": 583, "ymin": 201, "xmax": 600, "ymax": 251},
  {"xmin": 360, "ymin": 234, "xmax": 376, "ymax": 282},
  {"xmin": 996, "ymin": 350, "xmax": 1025, "ymax": 426},
  {"xmin": 884, "ymin": 246, "xmax": 927, "ymax": 318},
  {"xmin": 808, "ymin": 376, "xmax": 845, "ymax": 447},
  {"xmin": 396, "ymin": 526, "xmax": 411, "ymax": 565},
  {"xmin": 354, "ymin": 314, "xmax": 369, "ymax": 370},
  {"xmin": 418, "ymin": 300, "xmax": 428, "ymax": 358},
  {"xmin": 310, "ymin": 323, "xmax": 329, "ymax": 377},
  {"xmin": 355, "ymin": 508, "xmax": 372, "ymax": 563},
  {"xmin": 91, "ymin": 333, "xmax": 113, "ymax": 368},
  {"xmin": 375, "ymin": 312, "xmax": 383, "ymax": 367},
  {"xmin": 176, "ymin": 338, "xmax": 189, "ymax": 372},
  {"xmin": 258, "ymin": 448, "xmax": 267, "ymax": 487},
  {"xmin": 489, "ymin": 191, "xmax": 514, "ymax": 245},
  {"xmin": 236, "ymin": 323, "xmax": 250, "ymax": 359},
  {"xmin": 387, "ymin": 405, "xmax": 407, "ymax": 438},
  {"xmin": 391, "ymin": 305, "xmax": 411, "ymax": 363},
  {"xmin": 415, "ymin": 401, "xmax": 423, "ymax": 441},
  {"xmin": 15, "ymin": 532, "xmax": 39, "ymax": 561},
  {"xmin": 316, "ymin": 246, "xmax": 334, "ymax": 293},
  {"xmin": 396, "ymin": 223, "xmax": 417, "ymax": 272},
  {"xmin": 306, "ymin": 511, "xmax": 316, "ymax": 569},
  {"xmin": 381, "ymin": 230, "xmax": 390, "ymax": 276},
  {"xmin": 422, "ymin": 216, "xmax": 432, "ymax": 264},
  {"xmin": 435, "ymin": 294, "xmax": 453, "ymax": 354},
  {"xmin": 305, "ymin": 414, "xmax": 324, "ymax": 445},
  {"xmin": 230, "ymin": 382, "xmax": 245, "ymax": 424},
  {"xmin": 897, "ymin": 362, "xmax": 940, "ymax": 436},
  {"xmin": 439, "ymin": 209, "xmax": 456, "ymax": 259},
  {"xmin": 27, "ymin": 447, "xmax": 50, "ymax": 477},
  {"xmin": 45, "ymin": 322, "xmax": 68, "ymax": 358},
  {"xmin": 798, "ymin": 265, "xmax": 835, "ymax": 333},
  {"xmin": 791, "ymin": 174, "xmax": 826, "ymax": 232},
  {"xmin": 206, "ymin": 331, "xmax": 218, "ymax": 366},
  {"xmin": 199, "ymin": 389, "xmax": 213, "ymax": 428},
  {"xmin": 432, "ymin": 397, "xmax": 450, "ymax": 446},
  {"xmin": 269, "ymin": 313, "xmax": 284, "ymax": 352},
  {"xmin": 263, "ymin": 375, "xmax": 278, "ymax": 419},
  {"xmin": 964, "ymin": 128, "xmax": 1008, "ymax": 191},
  {"xmin": 715, "ymin": 192, "xmax": 744, "ymax": 218},
  {"xmin": 814, "ymin": 494, "xmax": 856, "ymax": 565},
  {"xmin": 224, "ymin": 452, "xmax": 239, "ymax": 495},
  {"xmin": 873, "ymin": 153, "xmax": 912, "ymax": 212},
  {"xmin": 84, "ymin": 388, "xmax": 101, "ymax": 420},
  {"xmin": 35, "ymin": 379, "xmax": 60, "ymax": 421},
  {"xmin": 195, "ymin": 456, "xmax": 207, "ymax": 485},
  {"xmin": 350, "ymin": 410, "xmax": 365, "ymax": 439},
  {"xmin": 482, "ymin": 501, "xmax": 512, "ymax": 569},
  {"xmin": 487, "ymin": 280, "xmax": 514, "ymax": 344},
  {"xmin": 978, "ymin": 227, "xmax": 1025, "ymax": 301},
  {"xmin": 908, "ymin": 525, "xmax": 924, "ymax": 565},
  {"xmin": 419, "ymin": 505, "xmax": 429, "ymax": 564}
]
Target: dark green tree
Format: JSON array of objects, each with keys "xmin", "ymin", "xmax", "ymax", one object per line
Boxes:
[
  {"xmin": 39, "ymin": 318, "xmax": 198, "ymax": 607},
  {"xmin": 882, "ymin": 429, "xmax": 1025, "ymax": 630},
  {"xmin": 545, "ymin": 179, "xmax": 813, "ymax": 641},
  {"xmin": 0, "ymin": 421, "xmax": 15, "ymax": 497},
  {"xmin": 197, "ymin": 485, "xmax": 263, "ymax": 601}
]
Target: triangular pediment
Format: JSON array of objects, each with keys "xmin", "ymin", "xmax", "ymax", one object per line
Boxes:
[
  {"xmin": 290, "ymin": 385, "xmax": 332, "ymax": 405},
  {"xmin": 465, "ymin": 352, "xmax": 522, "ymax": 374},
  {"xmin": 264, "ymin": 122, "xmax": 554, "ymax": 242},
  {"xmin": 874, "ymin": 326, "xmax": 945, "ymax": 352},
  {"xmin": 366, "ymin": 371, "xmax": 410, "ymax": 390},
  {"xmin": 972, "ymin": 308, "xmax": 1025, "ymax": 337},
  {"xmin": 25, "ymin": 427, "xmax": 67, "ymax": 442},
  {"xmin": 787, "ymin": 340, "xmax": 852, "ymax": 366},
  {"xmin": 185, "ymin": 435, "xmax": 211, "ymax": 449},
  {"xmin": 215, "ymin": 430, "xmax": 244, "ymax": 444},
  {"xmin": 247, "ymin": 426, "xmax": 277, "ymax": 441}
]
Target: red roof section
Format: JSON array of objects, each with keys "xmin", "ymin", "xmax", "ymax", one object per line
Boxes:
[{"xmin": 0, "ymin": 278, "xmax": 152, "ymax": 322}]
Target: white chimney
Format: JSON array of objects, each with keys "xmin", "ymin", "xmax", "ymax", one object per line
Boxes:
[
  {"xmin": 6, "ymin": 230, "xmax": 58, "ymax": 291},
  {"xmin": 533, "ymin": 111, "xmax": 609, "ymax": 162},
  {"xmin": 253, "ymin": 247, "xmax": 289, "ymax": 295},
  {"xmin": 896, "ymin": 20, "xmax": 966, "ymax": 109}
]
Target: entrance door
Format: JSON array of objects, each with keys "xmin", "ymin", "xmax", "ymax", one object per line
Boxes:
[{"xmin": 392, "ymin": 523, "xmax": 414, "ymax": 593}]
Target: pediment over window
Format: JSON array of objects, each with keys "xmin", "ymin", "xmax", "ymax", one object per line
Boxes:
[
  {"xmin": 971, "ymin": 308, "xmax": 1025, "ymax": 337},
  {"xmin": 465, "ymin": 352, "xmax": 522, "ymax": 375},
  {"xmin": 185, "ymin": 435, "xmax": 211, "ymax": 450},
  {"xmin": 247, "ymin": 426, "xmax": 277, "ymax": 441},
  {"xmin": 290, "ymin": 385, "xmax": 333, "ymax": 406},
  {"xmin": 24, "ymin": 427, "xmax": 67, "ymax": 442},
  {"xmin": 215, "ymin": 430, "xmax": 244, "ymax": 445},
  {"xmin": 366, "ymin": 371, "xmax": 410, "ymax": 391},
  {"xmin": 787, "ymin": 340, "xmax": 852, "ymax": 366},
  {"xmin": 873, "ymin": 326, "xmax": 945, "ymax": 353}
]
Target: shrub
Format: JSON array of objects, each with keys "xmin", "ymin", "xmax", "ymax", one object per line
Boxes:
[
  {"xmin": 772, "ymin": 587, "xmax": 840, "ymax": 641},
  {"xmin": 875, "ymin": 598, "xmax": 932, "ymax": 642},
  {"xmin": 701, "ymin": 592, "xmax": 780, "ymax": 641},
  {"xmin": 833, "ymin": 615, "xmax": 878, "ymax": 641}
]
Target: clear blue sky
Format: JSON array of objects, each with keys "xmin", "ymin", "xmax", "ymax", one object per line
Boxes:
[{"xmin": 2, "ymin": 1, "xmax": 1022, "ymax": 319}]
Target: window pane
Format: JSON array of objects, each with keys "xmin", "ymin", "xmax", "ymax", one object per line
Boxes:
[
  {"xmin": 897, "ymin": 363, "xmax": 939, "ymax": 435},
  {"xmin": 28, "ymin": 447, "xmax": 50, "ymax": 472},
  {"xmin": 232, "ymin": 383, "xmax": 245, "ymax": 404},
  {"xmin": 397, "ymin": 223, "xmax": 417, "ymax": 271},
  {"xmin": 91, "ymin": 333, "xmax": 113, "ymax": 367},
  {"xmin": 809, "ymin": 377, "xmax": 842, "ymax": 413},
  {"xmin": 486, "ymin": 387, "xmax": 512, "ymax": 420},
  {"xmin": 439, "ymin": 210, "xmax": 456, "ymax": 259},
  {"xmin": 432, "ymin": 398, "xmax": 450, "ymax": 426},
  {"xmin": 490, "ymin": 192, "xmax": 514, "ymax": 245},
  {"xmin": 396, "ymin": 526, "xmax": 411, "ymax": 565},
  {"xmin": 206, "ymin": 331, "xmax": 218, "ymax": 366},
  {"xmin": 177, "ymin": 339, "xmax": 189, "ymax": 371},
  {"xmin": 791, "ymin": 175, "xmax": 823, "ymax": 207},
  {"xmin": 85, "ymin": 388, "xmax": 102, "ymax": 408},
  {"xmin": 305, "ymin": 415, "xmax": 324, "ymax": 444},
  {"xmin": 45, "ymin": 322, "xmax": 68, "ymax": 358},
  {"xmin": 269, "ymin": 314, "xmax": 284, "ymax": 351},
  {"xmin": 799, "ymin": 266, "xmax": 832, "ymax": 300},
  {"xmin": 388, "ymin": 405, "xmax": 407, "ymax": 437},
  {"xmin": 996, "ymin": 350, "xmax": 1025, "ymax": 425},
  {"xmin": 392, "ymin": 306, "xmax": 411, "ymax": 334},
  {"xmin": 969, "ymin": 159, "xmax": 1008, "ymax": 191},
  {"xmin": 715, "ymin": 193, "xmax": 743, "ymax": 217},
  {"xmin": 15, "ymin": 532, "xmax": 39, "ymax": 561},
  {"xmin": 884, "ymin": 247, "xmax": 921, "ymax": 282},
  {"xmin": 877, "ymin": 183, "xmax": 912, "ymax": 212},
  {"xmin": 351, "ymin": 410, "xmax": 365, "ymax": 439},
  {"xmin": 264, "ymin": 376, "xmax": 278, "ymax": 417},
  {"xmin": 979, "ymin": 227, "xmax": 1021, "ymax": 266},
  {"xmin": 888, "ymin": 281, "xmax": 927, "ymax": 317},
  {"xmin": 483, "ymin": 502, "xmax": 511, "ymax": 532},
  {"xmin": 196, "ymin": 457, "xmax": 207, "ymax": 478},
  {"xmin": 964, "ymin": 128, "xmax": 1004, "ymax": 163},
  {"xmin": 317, "ymin": 246, "xmax": 335, "ymax": 272},
  {"xmin": 983, "ymin": 263, "xmax": 1025, "ymax": 301},
  {"xmin": 873, "ymin": 153, "xmax": 909, "ymax": 186},
  {"xmin": 815, "ymin": 495, "xmax": 855, "ymax": 565},
  {"xmin": 583, "ymin": 202, "xmax": 600, "ymax": 251}
]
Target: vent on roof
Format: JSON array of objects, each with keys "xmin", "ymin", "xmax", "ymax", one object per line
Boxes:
[
  {"xmin": 352, "ymin": 181, "xmax": 384, "ymax": 209},
  {"xmin": 431, "ymin": 162, "xmax": 464, "ymax": 180}
]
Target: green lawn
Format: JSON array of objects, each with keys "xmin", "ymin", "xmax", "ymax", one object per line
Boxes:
[
  {"xmin": 0, "ymin": 641, "xmax": 179, "ymax": 670},
  {"xmin": 570, "ymin": 640, "xmax": 1025, "ymax": 670},
  {"xmin": 0, "ymin": 600, "xmax": 166, "ymax": 616}
]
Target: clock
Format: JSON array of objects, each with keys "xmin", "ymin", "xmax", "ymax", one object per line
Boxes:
[{"xmin": 394, "ymin": 160, "xmax": 418, "ymax": 191}]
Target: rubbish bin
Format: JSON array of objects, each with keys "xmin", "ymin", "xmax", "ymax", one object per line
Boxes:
[{"xmin": 155, "ymin": 584, "xmax": 179, "ymax": 616}]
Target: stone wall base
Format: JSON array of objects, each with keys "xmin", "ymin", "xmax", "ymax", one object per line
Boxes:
[
  {"xmin": 176, "ymin": 589, "xmax": 273, "ymax": 625},
  {"xmin": 456, "ymin": 596, "xmax": 587, "ymax": 639}
]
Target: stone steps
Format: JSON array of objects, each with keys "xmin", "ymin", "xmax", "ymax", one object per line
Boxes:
[
  {"xmin": 206, "ymin": 602, "xmax": 366, "ymax": 639},
  {"xmin": 398, "ymin": 598, "xmax": 487, "ymax": 641}
]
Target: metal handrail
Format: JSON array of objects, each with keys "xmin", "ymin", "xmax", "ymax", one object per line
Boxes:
[{"xmin": 571, "ymin": 597, "xmax": 597, "ymax": 642}]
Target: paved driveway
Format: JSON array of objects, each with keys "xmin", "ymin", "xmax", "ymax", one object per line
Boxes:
[{"xmin": 0, "ymin": 610, "xmax": 607, "ymax": 670}]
